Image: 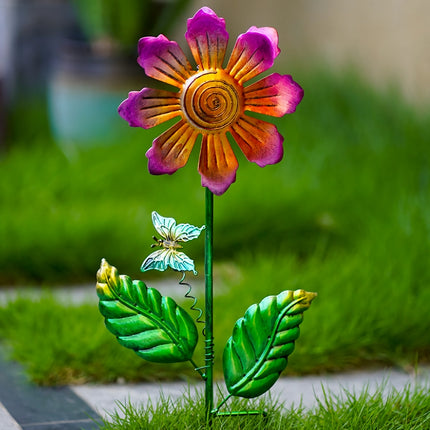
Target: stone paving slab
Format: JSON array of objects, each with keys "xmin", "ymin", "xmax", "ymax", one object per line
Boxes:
[
  {"xmin": 1, "ymin": 352, "xmax": 429, "ymax": 428},
  {"xmin": 0, "ymin": 347, "xmax": 102, "ymax": 430},
  {"xmin": 0, "ymin": 402, "xmax": 21, "ymax": 430}
]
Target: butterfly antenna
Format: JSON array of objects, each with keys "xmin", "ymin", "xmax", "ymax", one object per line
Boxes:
[{"xmin": 179, "ymin": 271, "xmax": 205, "ymax": 334}]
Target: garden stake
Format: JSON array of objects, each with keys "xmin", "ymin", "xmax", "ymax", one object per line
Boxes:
[
  {"xmin": 95, "ymin": 6, "xmax": 316, "ymax": 423},
  {"xmin": 204, "ymin": 188, "xmax": 214, "ymax": 419}
]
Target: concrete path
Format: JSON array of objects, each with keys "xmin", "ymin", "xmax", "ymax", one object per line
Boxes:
[
  {"xmin": 0, "ymin": 279, "xmax": 189, "ymax": 306},
  {"xmin": 72, "ymin": 367, "xmax": 430, "ymax": 421},
  {"xmin": 1, "ymin": 362, "xmax": 429, "ymax": 429},
  {"xmin": 0, "ymin": 403, "xmax": 21, "ymax": 430}
]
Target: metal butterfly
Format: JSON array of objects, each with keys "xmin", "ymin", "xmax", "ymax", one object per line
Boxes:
[{"xmin": 141, "ymin": 211, "xmax": 205, "ymax": 275}]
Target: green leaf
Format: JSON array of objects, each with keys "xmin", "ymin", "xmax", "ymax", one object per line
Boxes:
[
  {"xmin": 223, "ymin": 289, "xmax": 316, "ymax": 398},
  {"xmin": 96, "ymin": 259, "xmax": 198, "ymax": 363}
]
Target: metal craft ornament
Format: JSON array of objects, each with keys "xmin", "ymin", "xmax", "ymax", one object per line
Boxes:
[
  {"xmin": 141, "ymin": 211, "xmax": 205, "ymax": 275},
  {"xmin": 118, "ymin": 7, "xmax": 304, "ymax": 195},
  {"xmin": 96, "ymin": 258, "xmax": 316, "ymax": 411},
  {"xmin": 97, "ymin": 259, "xmax": 198, "ymax": 364},
  {"xmin": 97, "ymin": 6, "xmax": 313, "ymax": 424}
]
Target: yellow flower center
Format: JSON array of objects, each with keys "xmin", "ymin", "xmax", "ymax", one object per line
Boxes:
[{"xmin": 181, "ymin": 69, "xmax": 244, "ymax": 133}]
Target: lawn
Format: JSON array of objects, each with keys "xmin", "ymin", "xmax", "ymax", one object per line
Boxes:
[
  {"xmin": 0, "ymin": 67, "xmax": 429, "ymax": 386},
  {"xmin": 99, "ymin": 385, "xmax": 430, "ymax": 429}
]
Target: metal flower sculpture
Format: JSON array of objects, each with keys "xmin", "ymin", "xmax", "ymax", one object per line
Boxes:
[
  {"xmin": 118, "ymin": 7, "xmax": 303, "ymax": 195},
  {"xmin": 97, "ymin": 6, "xmax": 315, "ymax": 423}
]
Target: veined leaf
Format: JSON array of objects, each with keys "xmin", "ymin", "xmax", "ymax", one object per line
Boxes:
[
  {"xmin": 223, "ymin": 289, "xmax": 316, "ymax": 398},
  {"xmin": 96, "ymin": 259, "xmax": 198, "ymax": 363}
]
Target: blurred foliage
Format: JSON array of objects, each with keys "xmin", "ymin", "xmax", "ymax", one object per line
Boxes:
[
  {"xmin": 72, "ymin": 0, "xmax": 192, "ymax": 54},
  {"xmin": 1, "ymin": 67, "xmax": 429, "ymax": 285}
]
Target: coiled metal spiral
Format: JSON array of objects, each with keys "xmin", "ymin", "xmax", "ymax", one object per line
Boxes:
[
  {"xmin": 181, "ymin": 70, "xmax": 243, "ymax": 132},
  {"xmin": 179, "ymin": 272, "xmax": 205, "ymax": 334}
]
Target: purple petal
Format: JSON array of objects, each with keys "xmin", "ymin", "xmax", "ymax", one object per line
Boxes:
[
  {"xmin": 246, "ymin": 26, "xmax": 280, "ymax": 57},
  {"xmin": 185, "ymin": 7, "xmax": 229, "ymax": 70},
  {"xmin": 244, "ymin": 73, "xmax": 304, "ymax": 117},
  {"xmin": 137, "ymin": 35, "xmax": 194, "ymax": 88},
  {"xmin": 225, "ymin": 26, "xmax": 280, "ymax": 84},
  {"xmin": 118, "ymin": 88, "xmax": 181, "ymax": 129}
]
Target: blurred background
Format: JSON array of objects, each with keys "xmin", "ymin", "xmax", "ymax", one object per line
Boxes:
[
  {"xmin": 190, "ymin": 0, "xmax": 430, "ymax": 104},
  {"xmin": 0, "ymin": 0, "xmax": 429, "ymax": 285},
  {"xmin": 0, "ymin": 0, "xmax": 430, "ymax": 385}
]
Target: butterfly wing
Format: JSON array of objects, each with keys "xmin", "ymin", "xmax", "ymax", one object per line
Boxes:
[
  {"xmin": 152, "ymin": 211, "xmax": 177, "ymax": 241},
  {"xmin": 141, "ymin": 249, "xmax": 171, "ymax": 273},
  {"xmin": 141, "ymin": 248, "xmax": 197, "ymax": 275},
  {"xmin": 152, "ymin": 211, "xmax": 205, "ymax": 243},
  {"xmin": 171, "ymin": 222, "xmax": 205, "ymax": 243},
  {"xmin": 166, "ymin": 250, "xmax": 197, "ymax": 274}
]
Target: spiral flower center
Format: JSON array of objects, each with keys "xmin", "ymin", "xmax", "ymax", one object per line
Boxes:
[{"xmin": 181, "ymin": 70, "xmax": 243, "ymax": 132}]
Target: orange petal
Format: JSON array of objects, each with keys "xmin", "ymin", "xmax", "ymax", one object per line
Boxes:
[
  {"xmin": 185, "ymin": 7, "xmax": 229, "ymax": 70},
  {"xmin": 230, "ymin": 115, "xmax": 283, "ymax": 167},
  {"xmin": 198, "ymin": 133, "xmax": 238, "ymax": 195},
  {"xmin": 146, "ymin": 120, "xmax": 199, "ymax": 174},
  {"xmin": 244, "ymin": 73, "xmax": 304, "ymax": 117},
  {"xmin": 118, "ymin": 88, "xmax": 181, "ymax": 129}
]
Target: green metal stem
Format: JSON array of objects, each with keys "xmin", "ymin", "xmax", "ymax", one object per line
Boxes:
[
  {"xmin": 215, "ymin": 410, "xmax": 268, "ymax": 418},
  {"xmin": 189, "ymin": 358, "xmax": 205, "ymax": 379},
  {"xmin": 204, "ymin": 188, "xmax": 214, "ymax": 421},
  {"xmin": 213, "ymin": 393, "xmax": 232, "ymax": 413}
]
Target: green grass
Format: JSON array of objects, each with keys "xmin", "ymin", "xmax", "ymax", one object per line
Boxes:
[
  {"xmin": 0, "ymin": 67, "xmax": 429, "ymax": 384},
  {"xmin": 98, "ymin": 384, "xmax": 430, "ymax": 429}
]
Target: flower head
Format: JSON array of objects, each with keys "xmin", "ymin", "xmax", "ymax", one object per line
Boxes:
[{"xmin": 119, "ymin": 7, "xmax": 303, "ymax": 195}]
